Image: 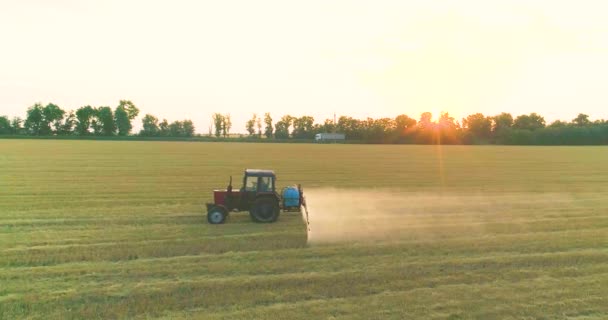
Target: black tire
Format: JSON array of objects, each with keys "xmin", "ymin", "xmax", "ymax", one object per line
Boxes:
[
  {"xmin": 207, "ymin": 207, "xmax": 227, "ymax": 224},
  {"xmin": 250, "ymin": 197, "xmax": 280, "ymax": 223}
]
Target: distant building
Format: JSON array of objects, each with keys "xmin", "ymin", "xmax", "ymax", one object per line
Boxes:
[{"xmin": 314, "ymin": 133, "xmax": 345, "ymax": 142}]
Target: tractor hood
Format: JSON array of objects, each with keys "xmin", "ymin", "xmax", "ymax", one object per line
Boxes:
[{"xmin": 214, "ymin": 189, "xmax": 240, "ymax": 206}]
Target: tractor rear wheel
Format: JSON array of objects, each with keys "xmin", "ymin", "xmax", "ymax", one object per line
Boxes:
[
  {"xmin": 250, "ymin": 197, "xmax": 280, "ymax": 223},
  {"xmin": 207, "ymin": 207, "xmax": 227, "ymax": 224}
]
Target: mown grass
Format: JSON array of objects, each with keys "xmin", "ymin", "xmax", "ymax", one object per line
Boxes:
[{"xmin": 1, "ymin": 140, "xmax": 608, "ymax": 319}]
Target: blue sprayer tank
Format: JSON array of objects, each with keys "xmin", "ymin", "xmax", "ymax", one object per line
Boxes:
[{"xmin": 282, "ymin": 186, "xmax": 300, "ymax": 208}]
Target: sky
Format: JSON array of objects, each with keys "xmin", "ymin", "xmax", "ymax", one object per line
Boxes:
[{"xmin": 1, "ymin": 0, "xmax": 607, "ymax": 133}]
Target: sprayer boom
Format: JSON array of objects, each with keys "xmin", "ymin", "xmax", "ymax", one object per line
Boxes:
[{"xmin": 302, "ymin": 197, "xmax": 310, "ymax": 231}]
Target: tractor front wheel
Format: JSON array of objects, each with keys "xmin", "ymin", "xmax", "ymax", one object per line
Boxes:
[
  {"xmin": 250, "ymin": 197, "xmax": 280, "ymax": 223},
  {"xmin": 207, "ymin": 207, "xmax": 227, "ymax": 224}
]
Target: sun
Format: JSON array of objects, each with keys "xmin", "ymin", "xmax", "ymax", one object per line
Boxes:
[
  {"xmin": 429, "ymin": 109, "xmax": 461, "ymax": 123},
  {"xmin": 430, "ymin": 109, "xmax": 442, "ymax": 123}
]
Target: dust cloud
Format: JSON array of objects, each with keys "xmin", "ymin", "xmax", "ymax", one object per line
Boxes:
[{"xmin": 302, "ymin": 189, "xmax": 576, "ymax": 245}]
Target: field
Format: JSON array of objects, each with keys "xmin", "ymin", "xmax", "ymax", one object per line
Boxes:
[{"xmin": 1, "ymin": 140, "xmax": 608, "ymax": 319}]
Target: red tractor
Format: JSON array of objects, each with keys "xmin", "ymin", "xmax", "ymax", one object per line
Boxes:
[{"xmin": 206, "ymin": 169, "xmax": 308, "ymax": 224}]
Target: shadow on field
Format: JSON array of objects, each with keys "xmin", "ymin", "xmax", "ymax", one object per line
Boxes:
[{"xmin": 304, "ymin": 189, "xmax": 583, "ymax": 245}]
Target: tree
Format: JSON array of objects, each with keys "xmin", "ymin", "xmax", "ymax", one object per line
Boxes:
[
  {"xmin": 292, "ymin": 116, "xmax": 315, "ymax": 139},
  {"xmin": 0, "ymin": 116, "xmax": 10, "ymax": 134},
  {"xmin": 117, "ymin": 100, "xmax": 139, "ymax": 120},
  {"xmin": 274, "ymin": 115, "xmax": 293, "ymax": 139},
  {"xmin": 513, "ymin": 113, "xmax": 545, "ymax": 131},
  {"xmin": 362, "ymin": 117, "xmax": 395, "ymax": 142},
  {"xmin": 159, "ymin": 119, "xmax": 169, "ymax": 136},
  {"xmin": 169, "ymin": 121, "xmax": 184, "ymax": 137},
  {"xmin": 96, "ymin": 106, "xmax": 116, "ymax": 136},
  {"xmin": 182, "ymin": 120, "xmax": 195, "ymax": 137},
  {"xmin": 436, "ymin": 112, "xmax": 460, "ymax": 144},
  {"xmin": 572, "ymin": 113, "xmax": 590, "ymax": 127},
  {"xmin": 140, "ymin": 114, "xmax": 159, "ymax": 136},
  {"xmin": 492, "ymin": 112, "xmax": 514, "ymax": 133},
  {"xmin": 222, "ymin": 114, "xmax": 232, "ymax": 137},
  {"xmin": 463, "ymin": 113, "xmax": 492, "ymax": 141},
  {"xmin": 24, "ymin": 103, "xmax": 44, "ymax": 135},
  {"xmin": 394, "ymin": 114, "xmax": 416, "ymax": 142},
  {"xmin": 438, "ymin": 112, "xmax": 458, "ymax": 128},
  {"xmin": 57, "ymin": 111, "xmax": 76, "ymax": 135},
  {"xmin": 317, "ymin": 118, "xmax": 336, "ymax": 134},
  {"xmin": 256, "ymin": 116, "xmax": 262, "ymax": 137},
  {"xmin": 75, "ymin": 105, "xmax": 96, "ymax": 135},
  {"xmin": 10, "ymin": 117, "xmax": 23, "ymax": 135},
  {"xmin": 395, "ymin": 114, "xmax": 416, "ymax": 133},
  {"xmin": 264, "ymin": 113, "xmax": 273, "ymax": 138},
  {"xmin": 246, "ymin": 114, "xmax": 257, "ymax": 136},
  {"xmin": 549, "ymin": 120, "xmax": 568, "ymax": 128},
  {"xmin": 114, "ymin": 106, "xmax": 131, "ymax": 136},
  {"xmin": 337, "ymin": 116, "xmax": 362, "ymax": 140},
  {"xmin": 418, "ymin": 112, "xmax": 434, "ymax": 130},
  {"xmin": 90, "ymin": 109, "xmax": 103, "ymax": 136},
  {"xmin": 212, "ymin": 113, "xmax": 224, "ymax": 138},
  {"xmin": 414, "ymin": 112, "xmax": 436, "ymax": 144},
  {"xmin": 41, "ymin": 103, "xmax": 65, "ymax": 135},
  {"xmin": 115, "ymin": 100, "xmax": 140, "ymax": 136}
]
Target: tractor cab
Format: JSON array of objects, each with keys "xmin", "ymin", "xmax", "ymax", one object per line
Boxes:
[
  {"xmin": 241, "ymin": 169, "xmax": 276, "ymax": 194},
  {"xmin": 238, "ymin": 169, "xmax": 277, "ymax": 211}
]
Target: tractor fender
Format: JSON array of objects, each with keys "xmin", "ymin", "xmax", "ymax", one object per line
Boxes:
[
  {"xmin": 254, "ymin": 193, "xmax": 281, "ymax": 204},
  {"xmin": 207, "ymin": 203, "xmax": 228, "ymax": 214}
]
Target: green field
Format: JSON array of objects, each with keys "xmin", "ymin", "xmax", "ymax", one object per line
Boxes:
[{"xmin": 2, "ymin": 140, "xmax": 608, "ymax": 319}]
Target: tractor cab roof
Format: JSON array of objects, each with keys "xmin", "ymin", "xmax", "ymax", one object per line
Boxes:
[{"xmin": 244, "ymin": 169, "xmax": 276, "ymax": 177}]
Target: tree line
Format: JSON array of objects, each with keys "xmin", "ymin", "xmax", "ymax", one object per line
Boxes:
[
  {"xmin": 240, "ymin": 111, "xmax": 608, "ymax": 145},
  {"xmin": 0, "ymin": 101, "xmax": 195, "ymax": 137},
  {"xmin": 1, "ymin": 102, "xmax": 607, "ymax": 144}
]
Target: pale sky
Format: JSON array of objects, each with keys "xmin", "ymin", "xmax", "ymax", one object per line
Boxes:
[{"xmin": 1, "ymin": 0, "xmax": 607, "ymax": 133}]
